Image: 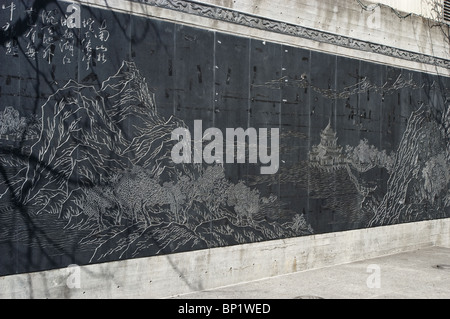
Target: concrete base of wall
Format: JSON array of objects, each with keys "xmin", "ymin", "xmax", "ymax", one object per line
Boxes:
[{"xmin": 1, "ymin": 218, "xmax": 449, "ymax": 299}]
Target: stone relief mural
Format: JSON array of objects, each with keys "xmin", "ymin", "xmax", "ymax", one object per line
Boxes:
[
  {"xmin": 0, "ymin": 1, "xmax": 448, "ymax": 276},
  {"xmin": 0, "ymin": 61, "xmax": 312, "ymax": 272}
]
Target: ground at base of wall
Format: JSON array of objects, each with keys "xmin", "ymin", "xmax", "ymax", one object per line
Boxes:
[{"xmin": 171, "ymin": 246, "xmax": 450, "ymax": 299}]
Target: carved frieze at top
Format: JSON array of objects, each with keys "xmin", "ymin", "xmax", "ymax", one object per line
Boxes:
[{"xmin": 131, "ymin": 0, "xmax": 450, "ymax": 69}]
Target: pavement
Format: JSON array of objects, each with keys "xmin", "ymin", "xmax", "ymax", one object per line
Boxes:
[{"xmin": 171, "ymin": 246, "xmax": 450, "ymax": 299}]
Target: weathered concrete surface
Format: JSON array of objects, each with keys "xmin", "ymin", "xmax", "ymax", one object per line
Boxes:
[
  {"xmin": 193, "ymin": 0, "xmax": 450, "ymax": 61},
  {"xmin": 172, "ymin": 246, "xmax": 450, "ymax": 299},
  {"xmin": 367, "ymin": 0, "xmax": 440, "ymax": 19},
  {"xmin": 1, "ymin": 218, "xmax": 449, "ymax": 299}
]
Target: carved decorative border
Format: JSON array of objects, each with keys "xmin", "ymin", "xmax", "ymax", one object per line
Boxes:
[{"xmin": 130, "ymin": 0, "xmax": 450, "ymax": 69}]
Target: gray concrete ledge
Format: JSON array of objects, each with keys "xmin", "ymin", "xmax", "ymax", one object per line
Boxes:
[
  {"xmin": 173, "ymin": 246, "xmax": 450, "ymax": 299},
  {"xmin": 1, "ymin": 218, "xmax": 449, "ymax": 299}
]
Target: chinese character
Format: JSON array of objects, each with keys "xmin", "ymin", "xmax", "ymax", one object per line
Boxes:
[
  {"xmin": 62, "ymin": 54, "xmax": 72, "ymax": 64},
  {"xmin": 2, "ymin": 2, "xmax": 16, "ymax": 21},
  {"xmin": 25, "ymin": 27, "xmax": 37, "ymax": 43},
  {"xmin": 5, "ymin": 39, "xmax": 18, "ymax": 56},
  {"xmin": 95, "ymin": 45, "xmax": 107, "ymax": 52},
  {"xmin": 98, "ymin": 20, "xmax": 109, "ymax": 42},
  {"xmin": 62, "ymin": 29, "xmax": 74, "ymax": 39},
  {"xmin": 82, "ymin": 18, "xmax": 94, "ymax": 32},
  {"xmin": 97, "ymin": 52, "xmax": 107, "ymax": 64},
  {"xmin": 43, "ymin": 44, "xmax": 55, "ymax": 64},
  {"xmin": 43, "ymin": 31, "xmax": 54, "ymax": 45},
  {"xmin": 82, "ymin": 39, "xmax": 92, "ymax": 70},
  {"xmin": 41, "ymin": 9, "xmax": 59, "ymax": 25},
  {"xmin": 59, "ymin": 40, "xmax": 74, "ymax": 60},
  {"xmin": 25, "ymin": 42, "xmax": 37, "ymax": 59},
  {"xmin": 1, "ymin": 22, "xmax": 10, "ymax": 31}
]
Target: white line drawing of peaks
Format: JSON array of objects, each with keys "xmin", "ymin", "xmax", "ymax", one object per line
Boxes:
[
  {"xmin": 247, "ymin": 95, "xmax": 449, "ymax": 231},
  {"xmin": 0, "ymin": 61, "xmax": 313, "ymax": 265}
]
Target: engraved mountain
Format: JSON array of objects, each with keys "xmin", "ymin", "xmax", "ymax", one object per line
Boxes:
[
  {"xmin": 101, "ymin": 61, "xmax": 160, "ymax": 132},
  {"xmin": 0, "ymin": 61, "xmax": 313, "ymax": 270},
  {"xmin": 19, "ymin": 61, "xmax": 183, "ymax": 216}
]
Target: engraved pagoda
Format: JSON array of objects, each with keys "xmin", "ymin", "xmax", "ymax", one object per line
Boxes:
[{"xmin": 309, "ymin": 120, "xmax": 347, "ymax": 171}]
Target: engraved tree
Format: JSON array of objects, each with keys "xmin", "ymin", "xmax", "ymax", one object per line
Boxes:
[
  {"xmin": 0, "ymin": 107, "xmax": 27, "ymax": 135},
  {"xmin": 225, "ymin": 181, "xmax": 260, "ymax": 226}
]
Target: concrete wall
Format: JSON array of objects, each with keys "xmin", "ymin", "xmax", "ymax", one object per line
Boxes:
[
  {"xmin": 0, "ymin": 0, "xmax": 449, "ymax": 298},
  {"xmin": 367, "ymin": 0, "xmax": 443, "ymax": 19},
  {"xmin": 1, "ymin": 218, "xmax": 449, "ymax": 299}
]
